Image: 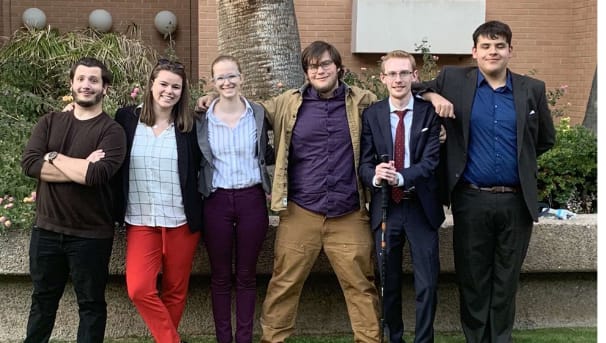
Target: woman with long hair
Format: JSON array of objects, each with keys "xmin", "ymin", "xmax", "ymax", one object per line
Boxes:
[{"xmin": 114, "ymin": 58, "xmax": 202, "ymax": 343}]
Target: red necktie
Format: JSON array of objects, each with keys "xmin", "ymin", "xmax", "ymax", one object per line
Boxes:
[{"xmin": 392, "ymin": 109, "xmax": 408, "ymax": 203}]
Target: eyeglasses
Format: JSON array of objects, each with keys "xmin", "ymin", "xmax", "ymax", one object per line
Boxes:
[
  {"xmin": 157, "ymin": 58, "xmax": 185, "ymax": 70},
  {"xmin": 308, "ymin": 60, "xmax": 334, "ymax": 72},
  {"xmin": 212, "ymin": 73, "xmax": 241, "ymax": 85},
  {"xmin": 383, "ymin": 70, "xmax": 414, "ymax": 80}
]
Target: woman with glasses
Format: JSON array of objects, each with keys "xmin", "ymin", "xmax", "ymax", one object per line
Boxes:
[
  {"xmin": 113, "ymin": 58, "xmax": 202, "ymax": 343},
  {"xmin": 196, "ymin": 55, "xmax": 274, "ymax": 343}
]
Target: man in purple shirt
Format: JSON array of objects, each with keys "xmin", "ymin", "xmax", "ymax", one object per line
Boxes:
[
  {"xmin": 197, "ymin": 41, "xmax": 380, "ymax": 341},
  {"xmin": 257, "ymin": 41, "xmax": 380, "ymax": 343},
  {"xmin": 261, "ymin": 41, "xmax": 379, "ymax": 343}
]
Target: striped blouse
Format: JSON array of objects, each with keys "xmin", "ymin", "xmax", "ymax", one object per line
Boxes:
[{"xmin": 207, "ymin": 98, "xmax": 262, "ymax": 190}]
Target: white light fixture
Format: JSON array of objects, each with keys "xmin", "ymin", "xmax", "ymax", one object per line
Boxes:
[
  {"xmin": 89, "ymin": 9, "xmax": 113, "ymax": 32},
  {"xmin": 22, "ymin": 8, "xmax": 47, "ymax": 29},
  {"xmin": 154, "ymin": 10, "xmax": 177, "ymax": 35}
]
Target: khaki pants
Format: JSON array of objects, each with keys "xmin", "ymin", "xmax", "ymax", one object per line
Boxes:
[{"xmin": 260, "ymin": 202, "xmax": 380, "ymax": 343}]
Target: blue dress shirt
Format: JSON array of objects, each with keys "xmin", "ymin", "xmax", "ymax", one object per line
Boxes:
[{"xmin": 463, "ymin": 72, "xmax": 520, "ymax": 187}]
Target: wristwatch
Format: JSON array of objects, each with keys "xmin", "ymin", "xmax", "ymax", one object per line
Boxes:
[{"xmin": 45, "ymin": 151, "xmax": 58, "ymax": 165}]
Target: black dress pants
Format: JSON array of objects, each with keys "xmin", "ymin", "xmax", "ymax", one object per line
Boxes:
[{"xmin": 451, "ymin": 186, "xmax": 532, "ymax": 343}]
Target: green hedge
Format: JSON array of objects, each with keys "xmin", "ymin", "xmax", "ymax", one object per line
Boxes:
[{"xmin": 538, "ymin": 117, "xmax": 597, "ymax": 213}]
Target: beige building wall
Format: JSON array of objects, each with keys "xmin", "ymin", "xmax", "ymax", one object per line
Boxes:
[{"xmin": 198, "ymin": 0, "xmax": 596, "ymax": 124}]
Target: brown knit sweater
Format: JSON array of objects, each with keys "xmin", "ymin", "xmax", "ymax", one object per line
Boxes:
[{"xmin": 21, "ymin": 111, "xmax": 127, "ymax": 239}]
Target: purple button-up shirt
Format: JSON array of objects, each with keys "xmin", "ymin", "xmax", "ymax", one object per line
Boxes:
[{"xmin": 288, "ymin": 83, "xmax": 359, "ymax": 217}]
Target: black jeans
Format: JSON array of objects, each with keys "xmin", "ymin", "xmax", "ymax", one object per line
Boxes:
[{"xmin": 25, "ymin": 227, "xmax": 113, "ymax": 343}]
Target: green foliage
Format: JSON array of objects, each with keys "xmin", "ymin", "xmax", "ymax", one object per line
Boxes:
[
  {"xmin": 343, "ymin": 65, "xmax": 388, "ymax": 100},
  {"xmin": 414, "ymin": 39, "xmax": 439, "ymax": 82},
  {"xmin": 0, "ymin": 82, "xmax": 60, "ymax": 121},
  {"xmin": 0, "ymin": 110, "xmax": 36, "ymax": 204},
  {"xmin": 0, "ymin": 194, "xmax": 36, "ymax": 232},
  {"xmin": 546, "ymin": 85, "xmax": 569, "ymax": 118},
  {"xmin": 0, "ymin": 26, "xmax": 158, "ymax": 116},
  {"xmin": 0, "ymin": 82, "xmax": 45, "ymax": 212},
  {"xmin": 538, "ymin": 117, "xmax": 597, "ymax": 213},
  {"xmin": 527, "ymin": 69, "xmax": 570, "ymax": 118},
  {"xmin": 189, "ymin": 78, "xmax": 208, "ymax": 108}
]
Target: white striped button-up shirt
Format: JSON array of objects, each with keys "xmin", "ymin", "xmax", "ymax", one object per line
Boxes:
[
  {"xmin": 207, "ymin": 98, "xmax": 261, "ymax": 190},
  {"xmin": 125, "ymin": 121, "xmax": 186, "ymax": 227}
]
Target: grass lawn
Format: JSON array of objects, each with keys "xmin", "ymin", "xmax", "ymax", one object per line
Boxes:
[{"xmin": 70, "ymin": 327, "xmax": 595, "ymax": 343}]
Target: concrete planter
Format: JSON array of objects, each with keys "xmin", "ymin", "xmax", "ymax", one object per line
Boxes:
[{"xmin": 0, "ymin": 215, "xmax": 596, "ymax": 341}]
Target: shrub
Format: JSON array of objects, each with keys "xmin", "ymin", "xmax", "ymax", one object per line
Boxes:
[
  {"xmin": 0, "ymin": 194, "xmax": 36, "ymax": 232},
  {"xmin": 414, "ymin": 39, "xmax": 439, "ymax": 82},
  {"xmin": 0, "ymin": 26, "xmax": 158, "ymax": 116},
  {"xmin": 537, "ymin": 117, "xmax": 597, "ymax": 213},
  {"xmin": 343, "ymin": 65, "xmax": 388, "ymax": 100},
  {"xmin": 0, "ymin": 83, "xmax": 56, "ymax": 207},
  {"xmin": 0, "ymin": 109, "xmax": 37, "ymax": 201}
]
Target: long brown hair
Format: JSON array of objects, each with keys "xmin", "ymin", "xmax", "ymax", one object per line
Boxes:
[{"xmin": 140, "ymin": 58, "xmax": 193, "ymax": 132}]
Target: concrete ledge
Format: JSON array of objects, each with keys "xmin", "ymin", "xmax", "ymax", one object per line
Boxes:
[
  {"xmin": 0, "ymin": 273, "xmax": 596, "ymax": 342},
  {"xmin": 0, "ymin": 215, "xmax": 596, "ymax": 341},
  {"xmin": 0, "ymin": 214, "xmax": 597, "ymax": 276}
]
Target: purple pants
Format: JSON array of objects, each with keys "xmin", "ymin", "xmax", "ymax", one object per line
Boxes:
[{"xmin": 203, "ymin": 185, "xmax": 269, "ymax": 343}]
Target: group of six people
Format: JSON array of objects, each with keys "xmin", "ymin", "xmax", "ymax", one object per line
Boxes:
[{"xmin": 21, "ymin": 20, "xmax": 554, "ymax": 343}]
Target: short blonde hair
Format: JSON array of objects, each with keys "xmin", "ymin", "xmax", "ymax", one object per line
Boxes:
[{"xmin": 380, "ymin": 50, "xmax": 417, "ymax": 73}]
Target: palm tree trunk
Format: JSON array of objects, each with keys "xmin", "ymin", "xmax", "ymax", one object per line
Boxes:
[
  {"xmin": 217, "ymin": 0, "xmax": 304, "ymax": 100},
  {"xmin": 582, "ymin": 68, "xmax": 596, "ymax": 134}
]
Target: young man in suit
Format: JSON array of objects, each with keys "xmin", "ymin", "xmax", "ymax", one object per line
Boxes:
[
  {"xmin": 360, "ymin": 50, "xmax": 445, "ymax": 343},
  {"xmin": 420, "ymin": 21, "xmax": 556, "ymax": 342}
]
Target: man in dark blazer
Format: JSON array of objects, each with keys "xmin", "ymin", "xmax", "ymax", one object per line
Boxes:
[
  {"xmin": 360, "ymin": 50, "xmax": 445, "ymax": 343},
  {"xmin": 419, "ymin": 21, "xmax": 556, "ymax": 343}
]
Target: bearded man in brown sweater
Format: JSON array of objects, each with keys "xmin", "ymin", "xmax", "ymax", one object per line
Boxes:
[{"xmin": 21, "ymin": 57, "xmax": 127, "ymax": 343}]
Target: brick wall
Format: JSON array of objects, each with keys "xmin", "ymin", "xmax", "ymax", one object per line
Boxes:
[
  {"xmin": 1, "ymin": 0, "xmax": 199, "ymax": 77},
  {"xmin": 486, "ymin": 0, "xmax": 597, "ymax": 123},
  {"xmin": 2, "ymin": 1, "xmax": 596, "ymax": 122},
  {"xmin": 197, "ymin": 0, "xmax": 218, "ymax": 81},
  {"xmin": 197, "ymin": 0, "xmax": 595, "ymax": 124}
]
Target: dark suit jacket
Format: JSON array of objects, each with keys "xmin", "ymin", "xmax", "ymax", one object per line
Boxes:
[
  {"xmin": 419, "ymin": 66, "xmax": 555, "ymax": 221},
  {"xmin": 112, "ymin": 105, "xmax": 204, "ymax": 232},
  {"xmin": 360, "ymin": 98, "xmax": 445, "ymax": 230}
]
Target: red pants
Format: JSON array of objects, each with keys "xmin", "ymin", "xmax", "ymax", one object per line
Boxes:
[{"xmin": 125, "ymin": 224, "xmax": 200, "ymax": 343}]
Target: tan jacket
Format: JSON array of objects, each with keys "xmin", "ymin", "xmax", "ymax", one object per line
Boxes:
[{"xmin": 261, "ymin": 83, "xmax": 377, "ymax": 212}]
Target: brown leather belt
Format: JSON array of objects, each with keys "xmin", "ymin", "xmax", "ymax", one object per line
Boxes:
[{"xmin": 463, "ymin": 183, "xmax": 519, "ymax": 193}]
